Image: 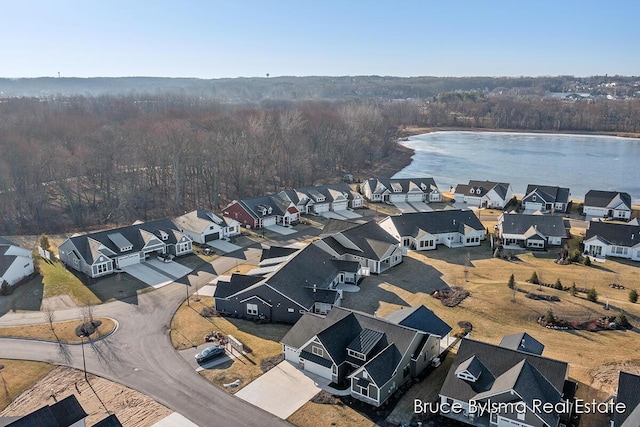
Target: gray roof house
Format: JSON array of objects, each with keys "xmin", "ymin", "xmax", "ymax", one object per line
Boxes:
[
  {"xmin": 279, "ymin": 183, "xmax": 363, "ymax": 214},
  {"xmin": 498, "ymin": 212, "xmax": 569, "ymax": 249},
  {"xmin": 499, "ymin": 332, "xmax": 545, "ymax": 355},
  {"xmin": 222, "ymin": 194, "xmax": 299, "ymax": 229},
  {"xmin": 57, "ymin": 219, "xmax": 193, "ymax": 279},
  {"xmin": 583, "ymin": 190, "xmax": 632, "ymax": 220},
  {"xmin": 439, "ymin": 338, "xmax": 570, "ymax": 427},
  {"xmin": 583, "ymin": 220, "xmax": 640, "ymax": 261},
  {"xmin": 5, "ymin": 394, "xmax": 87, "ymax": 427},
  {"xmin": 522, "ymin": 185, "xmax": 570, "ymax": 213},
  {"xmin": 173, "ymin": 209, "xmax": 241, "ymax": 244},
  {"xmin": 362, "ymin": 178, "xmax": 441, "ymax": 203},
  {"xmin": 0, "ymin": 238, "xmax": 34, "ymax": 288},
  {"xmin": 454, "ymin": 180, "xmax": 513, "ymax": 209},
  {"xmin": 378, "ymin": 210, "xmax": 485, "ymax": 251},
  {"xmin": 613, "ymin": 371, "xmax": 640, "ymax": 427},
  {"xmin": 214, "ymin": 243, "xmax": 365, "ymax": 323},
  {"xmin": 282, "ymin": 305, "xmax": 451, "ymax": 407}
]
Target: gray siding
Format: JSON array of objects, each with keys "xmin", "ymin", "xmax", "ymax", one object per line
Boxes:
[{"xmin": 215, "ymin": 285, "xmax": 306, "ymax": 323}]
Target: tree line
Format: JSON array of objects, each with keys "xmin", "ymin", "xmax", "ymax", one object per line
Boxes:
[{"xmin": 1, "ymin": 92, "xmax": 639, "ymax": 235}]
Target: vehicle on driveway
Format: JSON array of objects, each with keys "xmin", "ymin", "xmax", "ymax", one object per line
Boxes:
[
  {"xmin": 157, "ymin": 253, "xmax": 174, "ymax": 263},
  {"xmin": 195, "ymin": 345, "xmax": 226, "ymax": 363}
]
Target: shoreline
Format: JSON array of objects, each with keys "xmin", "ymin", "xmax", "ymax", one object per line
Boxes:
[{"xmin": 397, "ymin": 126, "xmax": 640, "ymax": 139}]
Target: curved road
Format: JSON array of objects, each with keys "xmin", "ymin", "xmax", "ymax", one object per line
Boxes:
[{"xmin": 0, "ymin": 247, "xmax": 291, "ymax": 427}]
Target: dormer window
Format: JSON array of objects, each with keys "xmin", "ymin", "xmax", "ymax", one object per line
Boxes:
[
  {"xmin": 159, "ymin": 230, "xmax": 169, "ymax": 241},
  {"xmin": 470, "ymin": 188, "xmax": 475, "ymax": 194},
  {"xmin": 421, "ymin": 183, "xmax": 427, "ymax": 190},
  {"xmin": 121, "ymin": 245, "xmax": 132, "ymax": 252},
  {"xmin": 348, "ymin": 349, "xmax": 366, "ymax": 361},
  {"xmin": 532, "ymin": 195, "xmax": 537, "ymax": 202}
]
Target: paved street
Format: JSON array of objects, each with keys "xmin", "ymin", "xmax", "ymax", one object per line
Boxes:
[{"xmin": 0, "ymin": 247, "xmax": 290, "ymax": 427}]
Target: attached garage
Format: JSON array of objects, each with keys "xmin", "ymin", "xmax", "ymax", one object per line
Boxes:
[
  {"xmin": 331, "ymin": 200, "xmax": 348, "ymax": 211},
  {"xmin": 525, "ymin": 202, "xmax": 543, "ymax": 212},
  {"xmin": 205, "ymin": 232, "xmax": 220, "ymax": 242},
  {"xmin": 406, "ymin": 193, "xmax": 424, "ymax": 202},
  {"xmin": 262, "ymin": 217, "xmax": 277, "ymax": 227},
  {"xmin": 299, "ymin": 352, "xmax": 333, "ymax": 380},
  {"xmin": 117, "ymin": 253, "xmax": 140, "ymax": 268},
  {"xmin": 389, "ymin": 193, "xmax": 406, "ymax": 203},
  {"xmin": 496, "ymin": 416, "xmax": 528, "ymax": 427},
  {"xmin": 313, "ymin": 203, "xmax": 330, "ymax": 213}
]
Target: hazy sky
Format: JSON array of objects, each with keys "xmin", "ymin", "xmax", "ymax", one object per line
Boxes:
[{"xmin": 2, "ymin": 1, "xmax": 638, "ymax": 78}]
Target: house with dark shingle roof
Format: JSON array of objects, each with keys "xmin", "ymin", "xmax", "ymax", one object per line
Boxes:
[
  {"xmin": 57, "ymin": 219, "xmax": 193, "ymax": 279},
  {"xmin": 454, "ymin": 180, "xmax": 513, "ymax": 209},
  {"xmin": 5, "ymin": 394, "xmax": 88, "ymax": 427},
  {"xmin": 378, "ymin": 210, "xmax": 485, "ymax": 251},
  {"xmin": 173, "ymin": 209, "xmax": 240, "ymax": 244},
  {"xmin": 314, "ymin": 221, "xmax": 403, "ymax": 274},
  {"xmin": 613, "ymin": 371, "xmax": 640, "ymax": 427},
  {"xmin": 583, "ymin": 220, "xmax": 640, "ymax": 261},
  {"xmin": 522, "ymin": 185, "xmax": 570, "ymax": 213},
  {"xmin": 222, "ymin": 193, "xmax": 299, "ymax": 229},
  {"xmin": 279, "ymin": 183, "xmax": 363, "ymax": 214},
  {"xmin": 583, "ymin": 190, "xmax": 632, "ymax": 220},
  {"xmin": 0, "ymin": 237, "xmax": 34, "ymax": 288},
  {"xmin": 499, "ymin": 332, "xmax": 545, "ymax": 355},
  {"xmin": 281, "ymin": 305, "xmax": 451, "ymax": 407},
  {"xmin": 214, "ymin": 243, "xmax": 365, "ymax": 323},
  {"xmin": 439, "ymin": 338, "xmax": 571, "ymax": 427},
  {"xmin": 362, "ymin": 178, "xmax": 441, "ymax": 203},
  {"xmin": 498, "ymin": 213, "xmax": 568, "ymax": 249}
]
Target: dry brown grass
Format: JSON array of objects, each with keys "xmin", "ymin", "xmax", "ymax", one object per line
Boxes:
[
  {"xmin": 220, "ymin": 263, "xmax": 258, "ymax": 276},
  {"xmin": 374, "ymin": 248, "xmax": 640, "ymax": 389},
  {"xmin": 0, "ymin": 318, "xmax": 116, "ymax": 343},
  {"xmin": 287, "ymin": 399, "xmax": 375, "ymax": 427},
  {"xmin": 170, "ymin": 297, "xmax": 290, "ymax": 392},
  {"xmin": 0, "ymin": 359, "xmax": 55, "ymax": 411}
]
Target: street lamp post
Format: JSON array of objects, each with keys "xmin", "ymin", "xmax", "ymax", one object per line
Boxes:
[
  {"xmin": 80, "ymin": 335, "xmax": 88, "ymax": 382},
  {"xmin": 186, "ymin": 285, "xmax": 190, "ymax": 307}
]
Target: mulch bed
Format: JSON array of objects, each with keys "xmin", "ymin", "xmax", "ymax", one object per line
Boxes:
[{"xmin": 431, "ymin": 287, "xmax": 469, "ymax": 307}]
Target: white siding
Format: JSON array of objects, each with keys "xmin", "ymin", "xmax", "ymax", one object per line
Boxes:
[
  {"xmin": 262, "ymin": 217, "xmax": 277, "ymax": 227},
  {"xmin": 117, "ymin": 253, "xmax": 140, "ymax": 268}
]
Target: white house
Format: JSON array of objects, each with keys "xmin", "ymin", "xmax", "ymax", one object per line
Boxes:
[
  {"xmin": 498, "ymin": 212, "xmax": 568, "ymax": 249},
  {"xmin": 174, "ymin": 209, "xmax": 241, "ymax": 244},
  {"xmin": 362, "ymin": 178, "xmax": 441, "ymax": 203},
  {"xmin": 583, "ymin": 190, "xmax": 632, "ymax": 220},
  {"xmin": 0, "ymin": 237, "xmax": 35, "ymax": 287},
  {"xmin": 583, "ymin": 220, "xmax": 640, "ymax": 261},
  {"xmin": 453, "ymin": 180, "xmax": 513, "ymax": 209},
  {"xmin": 522, "ymin": 185, "xmax": 570, "ymax": 213}
]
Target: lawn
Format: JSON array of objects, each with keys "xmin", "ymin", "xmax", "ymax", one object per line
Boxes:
[
  {"xmin": 287, "ymin": 399, "xmax": 375, "ymax": 427},
  {"xmin": 38, "ymin": 259, "xmax": 100, "ymax": 306},
  {"xmin": 0, "ymin": 317, "xmax": 116, "ymax": 343},
  {"xmin": 170, "ymin": 297, "xmax": 291, "ymax": 392},
  {"xmin": 0, "ymin": 359, "xmax": 55, "ymax": 411}
]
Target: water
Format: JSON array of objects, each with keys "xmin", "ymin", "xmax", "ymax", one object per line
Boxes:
[{"xmin": 394, "ymin": 131, "xmax": 640, "ymax": 203}]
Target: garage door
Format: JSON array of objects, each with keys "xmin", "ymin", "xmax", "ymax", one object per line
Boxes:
[
  {"xmin": 497, "ymin": 416, "xmax": 526, "ymax": 427},
  {"xmin": 205, "ymin": 232, "xmax": 220, "ymax": 242},
  {"xmin": 117, "ymin": 253, "xmax": 140, "ymax": 268},
  {"xmin": 389, "ymin": 194, "xmax": 405, "ymax": 203},
  {"xmin": 301, "ymin": 358, "xmax": 333, "ymax": 380},
  {"xmin": 314, "ymin": 204, "xmax": 330, "ymax": 213},
  {"xmin": 262, "ymin": 217, "xmax": 277, "ymax": 227},
  {"xmin": 407, "ymin": 193, "xmax": 423, "ymax": 202},
  {"xmin": 526, "ymin": 202, "xmax": 543, "ymax": 211},
  {"xmin": 332, "ymin": 201, "xmax": 348, "ymax": 211}
]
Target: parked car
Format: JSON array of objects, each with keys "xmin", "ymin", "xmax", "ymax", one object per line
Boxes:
[
  {"xmin": 195, "ymin": 345, "xmax": 226, "ymax": 363},
  {"xmin": 157, "ymin": 253, "xmax": 174, "ymax": 263}
]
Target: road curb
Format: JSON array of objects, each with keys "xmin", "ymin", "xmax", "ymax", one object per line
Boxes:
[{"xmin": 0, "ymin": 317, "xmax": 120, "ymax": 346}]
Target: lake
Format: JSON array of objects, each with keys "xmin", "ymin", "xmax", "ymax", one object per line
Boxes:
[{"xmin": 393, "ymin": 131, "xmax": 640, "ymax": 203}]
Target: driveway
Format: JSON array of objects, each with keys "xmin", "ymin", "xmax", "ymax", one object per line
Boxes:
[
  {"xmin": 392, "ymin": 202, "xmax": 416, "ymax": 213},
  {"xmin": 235, "ymin": 361, "xmax": 326, "ymax": 419},
  {"xmin": 408, "ymin": 202, "xmax": 433, "ymax": 212},
  {"xmin": 122, "ymin": 263, "xmax": 173, "ymax": 288},
  {"xmin": 207, "ymin": 239, "xmax": 243, "ymax": 253},
  {"xmin": 147, "ymin": 258, "xmax": 192, "ymax": 279},
  {"xmin": 339, "ymin": 210, "xmax": 362, "ymax": 219},
  {"xmin": 265, "ymin": 224, "xmax": 297, "ymax": 235}
]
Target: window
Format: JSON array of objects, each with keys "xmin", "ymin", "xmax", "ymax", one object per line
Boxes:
[
  {"xmin": 348, "ymin": 349, "xmax": 366, "ymax": 361},
  {"xmin": 96, "ymin": 263, "xmax": 110, "ymax": 274},
  {"xmin": 332, "ymin": 365, "xmax": 337, "ymax": 374},
  {"xmin": 288, "ymin": 308, "xmax": 294, "ymax": 313},
  {"xmin": 312, "ymin": 345, "xmax": 323, "ymax": 357},
  {"xmin": 532, "ymin": 195, "xmax": 537, "ymax": 202},
  {"xmin": 246, "ymin": 303, "xmax": 258, "ymax": 315},
  {"xmin": 355, "ymin": 383, "xmax": 369, "ymax": 396}
]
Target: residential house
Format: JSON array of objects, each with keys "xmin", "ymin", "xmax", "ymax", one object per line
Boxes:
[
  {"xmin": 222, "ymin": 194, "xmax": 299, "ymax": 229},
  {"xmin": 5, "ymin": 394, "xmax": 88, "ymax": 427},
  {"xmin": 281, "ymin": 305, "xmax": 451, "ymax": 407},
  {"xmin": 173, "ymin": 209, "xmax": 241, "ymax": 244},
  {"xmin": 439, "ymin": 337, "xmax": 571, "ymax": 427},
  {"xmin": 58, "ymin": 219, "xmax": 193, "ymax": 279},
  {"xmin": 378, "ymin": 210, "xmax": 485, "ymax": 251},
  {"xmin": 314, "ymin": 221, "xmax": 403, "ymax": 274},
  {"xmin": 612, "ymin": 371, "xmax": 640, "ymax": 427},
  {"xmin": 0, "ymin": 237, "xmax": 35, "ymax": 288},
  {"xmin": 280, "ymin": 183, "xmax": 363, "ymax": 215},
  {"xmin": 583, "ymin": 220, "xmax": 640, "ymax": 261},
  {"xmin": 497, "ymin": 213, "xmax": 568, "ymax": 249},
  {"xmin": 362, "ymin": 178, "xmax": 441, "ymax": 203},
  {"xmin": 214, "ymin": 243, "xmax": 365, "ymax": 323},
  {"xmin": 454, "ymin": 180, "xmax": 513, "ymax": 209},
  {"xmin": 583, "ymin": 190, "xmax": 632, "ymax": 220},
  {"xmin": 522, "ymin": 185, "xmax": 570, "ymax": 213}
]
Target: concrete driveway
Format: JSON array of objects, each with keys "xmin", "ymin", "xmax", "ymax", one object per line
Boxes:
[
  {"xmin": 266, "ymin": 224, "xmax": 297, "ymax": 235},
  {"xmin": 207, "ymin": 239, "xmax": 243, "ymax": 253},
  {"xmin": 392, "ymin": 202, "xmax": 416, "ymax": 213},
  {"xmin": 122, "ymin": 263, "xmax": 173, "ymax": 288},
  {"xmin": 147, "ymin": 258, "xmax": 192, "ymax": 279},
  {"xmin": 338, "ymin": 209, "xmax": 362, "ymax": 219},
  {"xmin": 235, "ymin": 361, "xmax": 326, "ymax": 419},
  {"xmin": 408, "ymin": 202, "xmax": 433, "ymax": 212}
]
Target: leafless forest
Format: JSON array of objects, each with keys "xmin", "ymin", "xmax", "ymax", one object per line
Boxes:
[{"xmin": 1, "ymin": 89, "xmax": 639, "ymax": 234}]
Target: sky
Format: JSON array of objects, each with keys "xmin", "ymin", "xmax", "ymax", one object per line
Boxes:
[{"xmin": 2, "ymin": 0, "xmax": 639, "ymax": 79}]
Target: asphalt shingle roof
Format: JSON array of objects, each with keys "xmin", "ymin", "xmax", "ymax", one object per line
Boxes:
[
  {"xmin": 455, "ymin": 180, "xmax": 510, "ymax": 198},
  {"xmin": 500, "ymin": 213, "xmax": 568, "ymax": 239},
  {"xmin": 499, "ymin": 332, "xmax": 545, "ymax": 355},
  {"xmin": 384, "ymin": 210, "xmax": 484, "ymax": 237},
  {"xmin": 525, "ymin": 184, "xmax": 570, "ymax": 205},
  {"xmin": 7, "ymin": 394, "xmax": 87, "ymax": 427},
  {"xmin": 585, "ymin": 221, "xmax": 640, "ymax": 247},
  {"xmin": 614, "ymin": 371, "xmax": 640, "ymax": 427},
  {"xmin": 584, "ymin": 190, "xmax": 632, "ymax": 210},
  {"xmin": 385, "ymin": 305, "xmax": 452, "ymax": 337}
]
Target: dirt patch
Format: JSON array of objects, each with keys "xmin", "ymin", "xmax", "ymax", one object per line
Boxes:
[
  {"xmin": 589, "ymin": 360, "xmax": 640, "ymax": 396},
  {"xmin": 0, "ymin": 365, "xmax": 172, "ymax": 426},
  {"xmin": 41, "ymin": 295, "xmax": 78, "ymax": 310}
]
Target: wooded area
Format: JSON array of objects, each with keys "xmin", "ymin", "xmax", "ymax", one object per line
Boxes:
[{"xmin": 1, "ymin": 89, "xmax": 639, "ymax": 235}]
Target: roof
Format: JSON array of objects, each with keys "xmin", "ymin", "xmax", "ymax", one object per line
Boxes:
[
  {"xmin": 260, "ymin": 246, "xmax": 299, "ymax": 262},
  {"xmin": 237, "ymin": 193, "xmax": 294, "ymax": 219},
  {"xmin": 614, "ymin": 371, "xmax": 640, "ymax": 427},
  {"xmin": 584, "ymin": 190, "xmax": 632, "ymax": 210},
  {"xmin": 361, "ymin": 344, "xmax": 402, "ymax": 387},
  {"xmin": 441, "ymin": 338, "xmax": 568, "ymax": 426},
  {"xmin": 6, "ymin": 394, "xmax": 87, "ymax": 427},
  {"xmin": 385, "ymin": 305, "xmax": 452, "ymax": 337},
  {"xmin": 383, "ymin": 210, "xmax": 484, "ymax": 238},
  {"xmin": 585, "ymin": 221, "xmax": 640, "ymax": 247},
  {"xmin": 213, "ymin": 274, "xmax": 264, "ymax": 299},
  {"xmin": 174, "ymin": 209, "xmax": 234, "ymax": 233},
  {"xmin": 524, "ymin": 184, "xmax": 570, "ymax": 205},
  {"xmin": 321, "ymin": 221, "xmax": 398, "ymax": 261},
  {"xmin": 321, "ymin": 219, "xmax": 361, "ymax": 236},
  {"xmin": 369, "ymin": 178, "xmax": 439, "ymax": 195},
  {"xmin": 92, "ymin": 414, "xmax": 124, "ymax": 427},
  {"xmin": 455, "ymin": 180, "xmax": 511, "ymax": 199},
  {"xmin": 499, "ymin": 213, "xmax": 568, "ymax": 239},
  {"xmin": 0, "ymin": 237, "xmax": 18, "ymax": 246},
  {"xmin": 346, "ymin": 328, "xmax": 385, "ymax": 355},
  {"xmin": 499, "ymin": 332, "xmax": 545, "ymax": 355}
]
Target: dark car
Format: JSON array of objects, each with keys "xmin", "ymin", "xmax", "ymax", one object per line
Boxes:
[{"xmin": 195, "ymin": 345, "xmax": 226, "ymax": 363}]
